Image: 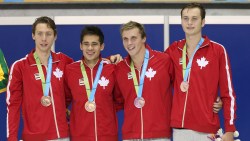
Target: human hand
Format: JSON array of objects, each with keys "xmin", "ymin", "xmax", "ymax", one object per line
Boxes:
[
  {"xmin": 110, "ymin": 54, "xmax": 123, "ymax": 64},
  {"xmin": 213, "ymin": 97, "xmax": 222, "ymax": 113},
  {"xmin": 221, "ymin": 132, "xmax": 234, "ymax": 141}
]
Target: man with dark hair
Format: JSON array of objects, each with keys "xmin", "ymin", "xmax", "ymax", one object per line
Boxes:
[
  {"xmin": 6, "ymin": 16, "xmax": 73, "ymax": 141},
  {"xmin": 65, "ymin": 26, "xmax": 123, "ymax": 141},
  {"xmin": 165, "ymin": 3, "xmax": 237, "ymax": 141}
]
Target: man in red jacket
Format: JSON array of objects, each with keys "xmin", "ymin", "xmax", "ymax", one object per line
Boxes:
[
  {"xmin": 114, "ymin": 21, "xmax": 174, "ymax": 141},
  {"xmin": 64, "ymin": 26, "xmax": 123, "ymax": 141},
  {"xmin": 165, "ymin": 3, "xmax": 237, "ymax": 141},
  {"xmin": 6, "ymin": 16, "xmax": 73, "ymax": 141}
]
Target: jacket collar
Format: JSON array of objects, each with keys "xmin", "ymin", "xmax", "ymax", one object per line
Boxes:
[
  {"xmin": 27, "ymin": 49, "xmax": 60, "ymax": 66},
  {"xmin": 81, "ymin": 55, "xmax": 103, "ymax": 70},
  {"xmin": 124, "ymin": 44, "xmax": 154, "ymax": 68},
  {"xmin": 177, "ymin": 35, "xmax": 210, "ymax": 50}
]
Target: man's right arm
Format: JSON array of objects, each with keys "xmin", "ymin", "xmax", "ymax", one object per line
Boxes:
[{"xmin": 6, "ymin": 63, "xmax": 23, "ymax": 141}]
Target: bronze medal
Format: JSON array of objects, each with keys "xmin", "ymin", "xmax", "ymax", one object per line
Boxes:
[
  {"xmin": 180, "ymin": 81, "xmax": 189, "ymax": 92},
  {"xmin": 41, "ymin": 96, "xmax": 51, "ymax": 107},
  {"xmin": 85, "ymin": 101, "xmax": 96, "ymax": 112},
  {"xmin": 134, "ymin": 97, "xmax": 145, "ymax": 108}
]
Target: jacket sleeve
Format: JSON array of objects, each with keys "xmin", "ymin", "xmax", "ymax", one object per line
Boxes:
[
  {"xmin": 219, "ymin": 47, "xmax": 237, "ymax": 132},
  {"xmin": 64, "ymin": 65, "xmax": 72, "ymax": 108},
  {"xmin": 113, "ymin": 67, "xmax": 124, "ymax": 111},
  {"xmin": 6, "ymin": 62, "xmax": 23, "ymax": 141},
  {"xmin": 60, "ymin": 53, "xmax": 73, "ymax": 108},
  {"xmin": 0, "ymin": 48, "xmax": 9, "ymax": 93},
  {"xmin": 164, "ymin": 43, "xmax": 176, "ymax": 88}
]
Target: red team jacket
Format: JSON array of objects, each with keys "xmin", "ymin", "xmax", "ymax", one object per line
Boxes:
[
  {"xmin": 6, "ymin": 50, "xmax": 73, "ymax": 141},
  {"xmin": 65, "ymin": 58, "xmax": 123, "ymax": 141},
  {"xmin": 114, "ymin": 45, "xmax": 174, "ymax": 140},
  {"xmin": 165, "ymin": 36, "xmax": 237, "ymax": 133}
]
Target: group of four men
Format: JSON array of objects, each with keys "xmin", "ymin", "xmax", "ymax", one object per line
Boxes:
[{"xmin": 2, "ymin": 2, "xmax": 236, "ymax": 141}]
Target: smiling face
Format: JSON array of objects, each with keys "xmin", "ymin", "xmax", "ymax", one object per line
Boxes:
[
  {"xmin": 80, "ymin": 34, "xmax": 104, "ymax": 65},
  {"xmin": 181, "ymin": 7, "xmax": 205, "ymax": 37},
  {"xmin": 121, "ymin": 27, "xmax": 146, "ymax": 58},
  {"xmin": 32, "ymin": 23, "xmax": 56, "ymax": 54}
]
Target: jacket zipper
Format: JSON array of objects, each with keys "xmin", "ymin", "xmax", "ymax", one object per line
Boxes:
[
  {"xmin": 45, "ymin": 65, "xmax": 60, "ymax": 138},
  {"xmin": 125, "ymin": 59, "xmax": 147, "ymax": 139},
  {"xmin": 179, "ymin": 43, "xmax": 207, "ymax": 127},
  {"xmin": 179, "ymin": 41, "xmax": 209, "ymax": 127},
  {"xmin": 50, "ymin": 84, "xmax": 60, "ymax": 138},
  {"xmin": 91, "ymin": 68, "xmax": 98, "ymax": 141},
  {"xmin": 83, "ymin": 60, "xmax": 100, "ymax": 141},
  {"xmin": 90, "ymin": 68, "xmax": 98, "ymax": 141},
  {"xmin": 181, "ymin": 71, "xmax": 191, "ymax": 128},
  {"xmin": 137, "ymin": 69, "xmax": 144, "ymax": 140}
]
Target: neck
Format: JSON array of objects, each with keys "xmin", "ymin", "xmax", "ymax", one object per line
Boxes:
[
  {"xmin": 185, "ymin": 34, "xmax": 202, "ymax": 50},
  {"xmin": 35, "ymin": 50, "xmax": 50, "ymax": 66},
  {"xmin": 131, "ymin": 47, "xmax": 146, "ymax": 69},
  {"xmin": 84, "ymin": 58, "xmax": 99, "ymax": 69}
]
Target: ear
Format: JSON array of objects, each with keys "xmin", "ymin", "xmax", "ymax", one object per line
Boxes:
[
  {"xmin": 100, "ymin": 43, "xmax": 105, "ymax": 51},
  {"xmin": 143, "ymin": 37, "xmax": 146, "ymax": 43},
  {"xmin": 201, "ymin": 19, "xmax": 205, "ymax": 27},
  {"xmin": 32, "ymin": 33, "xmax": 35, "ymax": 40},
  {"xmin": 54, "ymin": 35, "xmax": 57, "ymax": 41},
  {"xmin": 80, "ymin": 43, "xmax": 83, "ymax": 50}
]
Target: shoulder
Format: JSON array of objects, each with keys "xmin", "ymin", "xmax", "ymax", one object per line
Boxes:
[
  {"xmin": 209, "ymin": 40, "xmax": 225, "ymax": 49},
  {"xmin": 102, "ymin": 60, "xmax": 115, "ymax": 70},
  {"xmin": 55, "ymin": 52, "xmax": 74, "ymax": 64},
  {"xmin": 151, "ymin": 49, "xmax": 171, "ymax": 62},
  {"xmin": 207, "ymin": 38, "xmax": 228, "ymax": 56},
  {"xmin": 12, "ymin": 54, "xmax": 29, "ymax": 67},
  {"xmin": 116, "ymin": 56, "xmax": 128, "ymax": 68},
  {"xmin": 9, "ymin": 55, "xmax": 29, "ymax": 75},
  {"xmin": 66, "ymin": 60, "xmax": 80, "ymax": 69},
  {"xmin": 114, "ymin": 58, "xmax": 130, "ymax": 75},
  {"xmin": 166, "ymin": 39, "xmax": 185, "ymax": 53}
]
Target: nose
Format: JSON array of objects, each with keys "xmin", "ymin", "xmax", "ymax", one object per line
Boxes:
[
  {"xmin": 42, "ymin": 34, "xmax": 46, "ymax": 41},
  {"xmin": 127, "ymin": 39, "xmax": 133, "ymax": 45},
  {"xmin": 187, "ymin": 19, "xmax": 192, "ymax": 25},
  {"xmin": 87, "ymin": 44, "xmax": 94, "ymax": 50}
]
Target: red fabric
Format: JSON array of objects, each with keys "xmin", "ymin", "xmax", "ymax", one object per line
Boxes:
[
  {"xmin": 65, "ymin": 58, "xmax": 122, "ymax": 141},
  {"xmin": 165, "ymin": 35, "xmax": 237, "ymax": 133},
  {"xmin": 115, "ymin": 45, "xmax": 174, "ymax": 140},
  {"xmin": 6, "ymin": 50, "xmax": 73, "ymax": 141}
]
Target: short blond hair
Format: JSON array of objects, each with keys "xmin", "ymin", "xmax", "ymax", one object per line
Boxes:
[{"xmin": 120, "ymin": 21, "xmax": 146, "ymax": 38}]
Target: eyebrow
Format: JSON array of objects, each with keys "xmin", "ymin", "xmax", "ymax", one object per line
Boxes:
[{"xmin": 82, "ymin": 41, "xmax": 99, "ymax": 43}]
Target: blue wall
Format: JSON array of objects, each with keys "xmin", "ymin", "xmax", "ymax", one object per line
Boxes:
[{"xmin": 0, "ymin": 23, "xmax": 248, "ymax": 141}]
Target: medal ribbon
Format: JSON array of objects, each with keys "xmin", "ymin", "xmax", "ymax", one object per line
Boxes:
[
  {"xmin": 182, "ymin": 38, "xmax": 204, "ymax": 82},
  {"xmin": 34, "ymin": 52, "xmax": 52, "ymax": 97},
  {"xmin": 130, "ymin": 49, "xmax": 149, "ymax": 98},
  {"xmin": 80, "ymin": 60, "xmax": 103, "ymax": 102}
]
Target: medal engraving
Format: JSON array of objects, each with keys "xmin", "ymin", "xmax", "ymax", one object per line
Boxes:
[
  {"xmin": 41, "ymin": 96, "xmax": 51, "ymax": 107},
  {"xmin": 134, "ymin": 97, "xmax": 145, "ymax": 108},
  {"xmin": 85, "ymin": 101, "xmax": 96, "ymax": 112}
]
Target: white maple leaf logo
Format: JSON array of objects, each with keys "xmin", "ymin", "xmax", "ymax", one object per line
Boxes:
[
  {"xmin": 98, "ymin": 76, "xmax": 109, "ymax": 89},
  {"xmin": 196, "ymin": 57, "xmax": 209, "ymax": 69},
  {"xmin": 53, "ymin": 67, "xmax": 63, "ymax": 80},
  {"xmin": 145, "ymin": 67, "xmax": 156, "ymax": 81}
]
